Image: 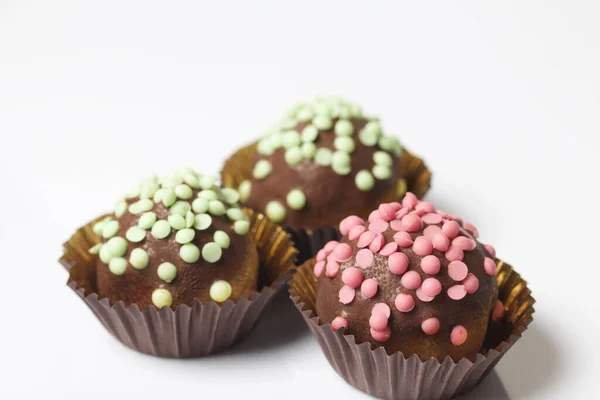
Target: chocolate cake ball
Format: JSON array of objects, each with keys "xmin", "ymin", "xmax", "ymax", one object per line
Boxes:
[
  {"xmin": 237, "ymin": 97, "xmax": 405, "ymax": 229},
  {"xmin": 89, "ymin": 169, "xmax": 259, "ymax": 309},
  {"xmin": 314, "ymin": 193, "xmax": 503, "ymax": 361}
]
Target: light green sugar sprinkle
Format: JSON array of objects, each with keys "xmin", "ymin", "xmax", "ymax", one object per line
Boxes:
[
  {"xmin": 176, "ymin": 228, "xmax": 195, "ymax": 244},
  {"xmin": 170, "ymin": 201, "xmax": 191, "ymax": 217},
  {"xmin": 286, "ymin": 189, "xmax": 306, "ymax": 211},
  {"xmin": 268, "ymin": 132, "xmax": 283, "ymax": 148},
  {"xmin": 285, "ymin": 147, "xmax": 303, "ymax": 166},
  {"xmin": 332, "ymin": 151, "xmax": 351, "ymax": 167},
  {"xmin": 109, "ymin": 257, "xmax": 127, "ymax": 275},
  {"xmin": 282, "ymin": 130, "xmax": 301, "ymax": 149},
  {"xmin": 198, "ymin": 189, "xmax": 218, "ymax": 201},
  {"xmin": 253, "ymin": 160, "xmax": 272, "ymax": 180},
  {"xmin": 151, "ymin": 220, "xmax": 171, "ymax": 239},
  {"xmin": 280, "ymin": 118, "xmax": 297, "ymax": 130},
  {"xmin": 364, "ymin": 120, "xmax": 382, "ymax": 135},
  {"xmin": 332, "ymin": 162, "xmax": 351, "ymax": 176},
  {"xmin": 102, "ymin": 220, "xmax": 120, "ymax": 239},
  {"xmin": 180, "ymin": 243, "xmax": 200, "ymax": 263},
  {"xmin": 115, "ymin": 202, "xmax": 127, "ymax": 218},
  {"xmin": 334, "ymin": 119, "xmax": 354, "ymax": 136},
  {"xmin": 129, "ymin": 199, "xmax": 154, "ymax": 214},
  {"xmin": 199, "ymin": 175, "xmax": 217, "ymax": 190},
  {"xmin": 214, "ymin": 230, "xmax": 231, "ymax": 249},
  {"xmin": 312, "ymin": 115, "xmax": 333, "ymax": 130},
  {"xmin": 221, "ymin": 188, "xmax": 240, "ymax": 204},
  {"xmin": 373, "ymin": 151, "xmax": 393, "ymax": 167},
  {"xmin": 129, "ymin": 248, "xmax": 149, "ymax": 270},
  {"xmin": 99, "ymin": 245, "xmax": 113, "ymax": 264},
  {"xmin": 355, "ymin": 170, "xmax": 375, "ymax": 192},
  {"xmin": 138, "ymin": 212, "xmax": 157, "ymax": 229},
  {"xmin": 257, "ymin": 138, "xmax": 275, "ymax": 156},
  {"xmin": 359, "ymin": 129, "xmax": 379, "ymax": 147},
  {"xmin": 93, "ymin": 217, "xmax": 110, "ymax": 236},
  {"xmin": 334, "ymin": 136, "xmax": 355, "ymax": 153},
  {"xmin": 175, "ymin": 184, "xmax": 193, "ymax": 200},
  {"xmin": 378, "ymin": 136, "xmax": 397, "ymax": 152},
  {"xmin": 210, "ymin": 280, "xmax": 232, "ymax": 302},
  {"xmin": 126, "ymin": 226, "xmax": 146, "ymax": 243},
  {"xmin": 158, "ymin": 262, "xmax": 178, "ymax": 283},
  {"xmin": 161, "ymin": 188, "xmax": 177, "ymax": 207},
  {"xmin": 202, "ymin": 242, "xmax": 222, "ymax": 263},
  {"xmin": 266, "ymin": 201, "xmax": 286, "ymax": 223},
  {"xmin": 296, "ymin": 108, "xmax": 314, "ymax": 122},
  {"xmin": 153, "ymin": 188, "xmax": 164, "ymax": 203},
  {"xmin": 234, "ymin": 220, "xmax": 250, "ymax": 235},
  {"xmin": 183, "ymin": 174, "xmax": 200, "ymax": 189},
  {"xmin": 301, "ymin": 142, "xmax": 317, "ymax": 159},
  {"xmin": 301, "ymin": 125, "xmax": 319, "ymax": 143},
  {"xmin": 194, "ymin": 213, "xmax": 212, "ymax": 230},
  {"xmin": 186, "ymin": 211, "xmax": 195, "ymax": 228},
  {"xmin": 88, "ymin": 243, "xmax": 102, "ymax": 255},
  {"xmin": 238, "ymin": 180, "xmax": 252, "ymax": 203},
  {"xmin": 152, "ymin": 288, "xmax": 172, "ymax": 309},
  {"xmin": 226, "ymin": 207, "xmax": 246, "ymax": 222},
  {"xmin": 209, "ymin": 200, "xmax": 226, "ymax": 216},
  {"xmin": 168, "ymin": 214, "xmax": 186, "ymax": 230},
  {"xmin": 373, "ymin": 165, "xmax": 392, "ymax": 180},
  {"xmin": 192, "ymin": 197, "xmax": 209, "ymax": 213},
  {"xmin": 315, "ymin": 148, "xmax": 333, "ymax": 166}
]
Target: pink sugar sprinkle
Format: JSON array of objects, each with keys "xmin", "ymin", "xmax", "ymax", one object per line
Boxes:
[
  {"xmin": 333, "ymin": 243, "xmax": 353, "ymax": 263},
  {"xmin": 416, "ymin": 288, "xmax": 435, "ymax": 302},
  {"xmin": 356, "ymin": 248, "xmax": 374, "ymax": 268},
  {"xmin": 484, "ymin": 244, "xmax": 496, "ymax": 259},
  {"xmin": 410, "ymin": 209, "xmax": 427, "ymax": 217},
  {"xmin": 421, "ymin": 318, "xmax": 440, "ymax": 335},
  {"xmin": 316, "ymin": 249, "xmax": 327, "ymax": 262},
  {"xmin": 338, "ymin": 285, "xmax": 356, "ymax": 304},
  {"xmin": 348, "ymin": 225, "xmax": 367, "ymax": 241},
  {"xmin": 368, "ymin": 209, "xmax": 381, "ymax": 223},
  {"xmin": 420, "ymin": 255, "xmax": 441, "ymax": 275},
  {"xmin": 369, "ymin": 219, "xmax": 389, "ymax": 234},
  {"xmin": 442, "ymin": 221, "xmax": 460, "ymax": 239},
  {"xmin": 447, "ymin": 285, "xmax": 467, "ymax": 300},
  {"xmin": 421, "ymin": 278, "xmax": 442, "ymax": 297},
  {"xmin": 378, "ymin": 203, "xmax": 396, "ymax": 222},
  {"xmin": 389, "ymin": 202, "xmax": 403, "ymax": 211},
  {"xmin": 416, "ymin": 202, "xmax": 435, "ymax": 213},
  {"xmin": 390, "ymin": 219, "xmax": 403, "ymax": 231},
  {"xmin": 395, "ymin": 293, "xmax": 415, "ymax": 312},
  {"xmin": 340, "ymin": 215, "xmax": 364, "ymax": 236},
  {"xmin": 445, "ymin": 246, "xmax": 464, "ymax": 262},
  {"xmin": 402, "ymin": 192, "xmax": 418, "ymax": 209},
  {"xmin": 492, "ymin": 300, "xmax": 505, "ymax": 321},
  {"xmin": 431, "ymin": 233, "xmax": 449, "ymax": 252},
  {"xmin": 331, "ymin": 317, "xmax": 348, "ymax": 332},
  {"xmin": 423, "ymin": 225, "xmax": 442, "ymax": 239},
  {"xmin": 341, "ymin": 267, "xmax": 364, "ymax": 289},
  {"xmin": 325, "ymin": 259, "xmax": 340, "ymax": 277},
  {"xmin": 368, "ymin": 233, "xmax": 385, "ymax": 253},
  {"xmin": 388, "ymin": 252, "xmax": 409, "ymax": 275},
  {"xmin": 401, "ymin": 271, "xmax": 422, "ymax": 290},
  {"xmin": 464, "ymin": 222, "xmax": 479, "ymax": 238},
  {"xmin": 448, "ymin": 260, "xmax": 469, "ymax": 281},
  {"xmin": 484, "ymin": 257, "xmax": 497, "ymax": 276},
  {"xmin": 371, "ymin": 326, "xmax": 391, "ymax": 342},
  {"xmin": 463, "ymin": 273, "xmax": 479, "ymax": 294},
  {"xmin": 361, "ymin": 279, "xmax": 378, "ymax": 298},
  {"xmin": 452, "ymin": 236, "xmax": 477, "ymax": 251},
  {"xmin": 313, "ymin": 261, "xmax": 325, "ymax": 277},
  {"xmin": 380, "ymin": 241, "xmax": 398, "ymax": 256},
  {"xmin": 413, "ymin": 236, "xmax": 433, "ymax": 256},
  {"xmin": 372, "ymin": 303, "xmax": 391, "ymax": 318},
  {"xmin": 436, "ymin": 209, "xmax": 450, "ymax": 219},
  {"xmin": 357, "ymin": 231, "xmax": 376, "ymax": 248},
  {"xmin": 402, "ymin": 214, "xmax": 423, "ymax": 232},
  {"xmin": 369, "ymin": 312, "xmax": 388, "ymax": 331},
  {"xmin": 324, "ymin": 241, "xmax": 339, "ymax": 254},
  {"xmin": 393, "ymin": 231, "xmax": 414, "ymax": 247},
  {"xmin": 450, "ymin": 325, "xmax": 468, "ymax": 346},
  {"xmin": 395, "ymin": 207, "xmax": 409, "ymax": 220}
]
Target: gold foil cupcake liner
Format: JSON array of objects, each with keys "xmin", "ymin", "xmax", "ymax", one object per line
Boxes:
[
  {"xmin": 60, "ymin": 208, "xmax": 297, "ymax": 358},
  {"xmin": 221, "ymin": 141, "xmax": 432, "ymax": 263},
  {"xmin": 289, "ymin": 258, "xmax": 535, "ymax": 400}
]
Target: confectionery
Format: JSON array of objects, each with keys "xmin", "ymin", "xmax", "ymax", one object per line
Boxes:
[
  {"xmin": 314, "ymin": 193, "xmax": 503, "ymax": 360},
  {"xmin": 89, "ymin": 168, "xmax": 259, "ymax": 309},
  {"xmin": 237, "ymin": 97, "xmax": 406, "ymax": 229}
]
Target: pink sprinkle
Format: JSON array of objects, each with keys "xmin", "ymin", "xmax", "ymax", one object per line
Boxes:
[
  {"xmin": 361, "ymin": 279, "xmax": 378, "ymax": 298},
  {"xmin": 378, "ymin": 203, "xmax": 397, "ymax": 222},
  {"xmin": 380, "ymin": 242, "xmax": 398, "ymax": 256},
  {"xmin": 492, "ymin": 300, "xmax": 505, "ymax": 321},
  {"xmin": 484, "ymin": 257, "xmax": 496, "ymax": 276},
  {"xmin": 313, "ymin": 261, "xmax": 325, "ymax": 277},
  {"xmin": 316, "ymin": 249, "xmax": 327, "ymax": 262},
  {"xmin": 356, "ymin": 249, "xmax": 374, "ymax": 268},
  {"xmin": 338, "ymin": 285, "xmax": 356, "ymax": 304},
  {"xmin": 442, "ymin": 221, "xmax": 460, "ymax": 239},
  {"xmin": 436, "ymin": 209, "xmax": 450, "ymax": 219},
  {"xmin": 445, "ymin": 246, "xmax": 464, "ymax": 261},
  {"xmin": 395, "ymin": 293, "xmax": 415, "ymax": 312},
  {"xmin": 423, "ymin": 225, "xmax": 442, "ymax": 239},
  {"xmin": 416, "ymin": 202, "xmax": 435, "ymax": 213},
  {"xmin": 421, "ymin": 278, "xmax": 442, "ymax": 297},
  {"xmin": 368, "ymin": 233, "xmax": 385, "ymax": 253},
  {"xmin": 463, "ymin": 273, "xmax": 480, "ymax": 294},
  {"xmin": 369, "ymin": 312, "xmax": 388, "ymax": 331},
  {"xmin": 450, "ymin": 325, "xmax": 468, "ymax": 346},
  {"xmin": 333, "ymin": 243, "xmax": 353, "ymax": 262},
  {"xmin": 348, "ymin": 224, "xmax": 367, "ymax": 240},
  {"xmin": 416, "ymin": 288, "xmax": 435, "ymax": 302},
  {"xmin": 401, "ymin": 271, "xmax": 422, "ymax": 290},
  {"xmin": 421, "ymin": 317, "xmax": 440, "ymax": 335},
  {"xmin": 341, "ymin": 267, "xmax": 364, "ymax": 289},
  {"xmin": 410, "ymin": 208, "xmax": 427, "ymax": 217},
  {"xmin": 395, "ymin": 207, "xmax": 409, "ymax": 220},
  {"xmin": 324, "ymin": 241, "xmax": 339, "ymax": 254},
  {"xmin": 448, "ymin": 261, "xmax": 469, "ymax": 281},
  {"xmin": 452, "ymin": 236, "xmax": 477, "ymax": 251},
  {"xmin": 390, "ymin": 219, "xmax": 403, "ymax": 231},
  {"xmin": 420, "ymin": 255, "xmax": 441, "ymax": 275},
  {"xmin": 371, "ymin": 326, "xmax": 391, "ymax": 342},
  {"xmin": 402, "ymin": 214, "xmax": 423, "ymax": 232},
  {"xmin": 331, "ymin": 317, "xmax": 348, "ymax": 331},
  {"xmin": 372, "ymin": 303, "xmax": 391, "ymax": 318},
  {"xmin": 402, "ymin": 192, "xmax": 418, "ymax": 209},
  {"xmin": 464, "ymin": 222, "xmax": 479, "ymax": 238},
  {"xmin": 339, "ymin": 216, "xmax": 364, "ymax": 236},
  {"xmin": 388, "ymin": 252, "xmax": 409, "ymax": 275},
  {"xmin": 325, "ymin": 259, "xmax": 340, "ymax": 277},
  {"xmin": 357, "ymin": 231, "xmax": 376, "ymax": 248},
  {"xmin": 484, "ymin": 244, "xmax": 496, "ymax": 259},
  {"xmin": 368, "ymin": 210, "xmax": 381, "ymax": 223},
  {"xmin": 393, "ymin": 231, "xmax": 413, "ymax": 248},
  {"xmin": 447, "ymin": 285, "xmax": 467, "ymax": 300},
  {"xmin": 412, "ymin": 236, "xmax": 433, "ymax": 256},
  {"xmin": 432, "ymin": 233, "xmax": 449, "ymax": 252},
  {"xmin": 369, "ymin": 219, "xmax": 389, "ymax": 234}
]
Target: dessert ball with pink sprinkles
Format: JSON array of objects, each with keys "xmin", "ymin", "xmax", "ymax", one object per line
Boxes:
[{"xmin": 314, "ymin": 193, "xmax": 504, "ymax": 361}]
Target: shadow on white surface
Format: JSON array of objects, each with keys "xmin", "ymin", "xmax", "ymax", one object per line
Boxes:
[{"xmin": 459, "ymin": 372, "xmax": 510, "ymax": 399}]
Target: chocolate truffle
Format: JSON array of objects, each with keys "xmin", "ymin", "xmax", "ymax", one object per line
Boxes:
[
  {"xmin": 89, "ymin": 169, "xmax": 259, "ymax": 309},
  {"xmin": 237, "ymin": 97, "xmax": 405, "ymax": 229},
  {"xmin": 314, "ymin": 193, "xmax": 501, "ymax": 361}
]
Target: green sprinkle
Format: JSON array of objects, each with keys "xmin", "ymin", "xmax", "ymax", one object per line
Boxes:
[
  {"xmin": 226, "ymin": 207, "xmax": 246, "ymax": 222},
  {"xmin": 192, "ymin": 197, "xmax": 209, "ymax": 213},
  {"xmin": 373, "ymin": 151, "xmax": 393, "ymax": 167},
  {"xmin": 336, "ymin": 106, "xmax": 351, "ymax": 119},
  {"xmin": 349, "ymin": 103, "xmax": 363, "ymax": 117},
  {"xmin": 315, "ymin": 148, "xmax": 333, "ymax": 166},
  {"xmin": 140, "ymin": 183, "xmax": 158, "ymax": 199},
  {"xmin": 313, "ymin": 115, "xmax": 333, "ymax": 130},
  {"xmin": 313, "ymin": 102, "xmax": 332, "ymax": 116},
  {"xmin": 175, "ymin": 228, "xmax": 195, "ymax": 244},
  {"xmin": 332, "ymin": 163, "xmax": 351, "ymax": 176},
  {"xmin": 214, "ymin": 230, "xmax": 231, "ymax": 249},
  {"xmin": 359, "ymin": 129, "xmax": 379, "ymax": 146},
  {"xmin": 221, "ymin": 188, "xmax": 240, "ymax": 204},
  {"xmin": 138, "ymin": 212, "xmax": 157, "ymax": 229},
  {"xmin": 334, "ymin": 119, "xmax": 354, "ymax": 136},
  {"xmin": 109, "ymin": 257, "xmax": 127, "ymax": 276},
  {"xmin": 115, "ymin": 202, "xmax": 127, "ymax": 218},
  {"xmin": 373, "ymin": 165, "xmax": 392, "ymax": 180},
  {"xmin": 168, "ymin": 214, "xmax": 186, "ymax": 230},
  {"xmin": 106, "ymin": 236, "xmax": 128, "ymax": 256},
  {"xmin": 153, "ymin": 188, "xmax": 164, "ymax": 203},
  {"xmin": 285, "ymin": 147, "xmax": 303, "ymax": 166},
  {"xmin": 332, "ymin": 150, "xmax": 351, "ymax": 169},
  {"xmin": 238, "ymin": 180, "xmax": 252, "ymax": 203},
  {"xmin": 257, "ymin": 139, "xmax": 275, "ymax": 156},
  {"xmin": 266, "ymin": 201, "xmax": 286, "ymax": 223},
  {"xmin": 198, "ymin": 189, "xmax": 218, "ymax": 201},
  {"xmin": 208, "ymin": 200, "xmax": 226, "ymax": 216},
  {"xmin": 378, "ymin": 135, "xmax": 397, "ymax": 152},
  {"xmin": 184, "ymin": 174, "xmax": 200, "ymax": 189},
  {"xmin": 170, "ymin": 201, "xmax": 191, "ymax": 217},
  {"xmin": 286, "ymin": 189, "xmax": 307, "ymax": 210},
  {"xmin": 355, "ymin": 170, "xmax": 375, "ymax": 191},
  {"xmin": 127, "ymin": 185, "xmax": 141, "ymax": 199},
  {"xmin": 126, "ymin": 226, "xmax": 146, "ymax": 243},
  {"xmin": 364, "ymin": 120, "xmax": 382, "ymax": 135},
  {"xmin": 129, "ymin": 248, "xmax": 149, "ymax": 270},
  {"xmin": 268, "ymin": 132, "xmax": 283, "ymax": 149},
  {"xmin": 161, "ymin": 188, "xmax": 177, "ymax": 207},
  {"xmin": 92, "ymin": 218, "xmax": 110, "ymax": 236},
  {"xmin": 301, "ymin": 142, "xmax": 317, "ymax": 159},
  {"xmin": 199, "ymin": 175, "xmax": 217, "ymax": 190},
  {"xmin": 334, "ymin": 136, "xmax": 355, "ymax": 153},
  {"xmin": 151, "ymin": 220, "xmax": 171, "ymax": 239},
  {"xmin": 253, "ymin": 159, "xmax": 272, "ymax": 180},
  {"xmin": 202, "ymin": 242, "xmax": 222, "ymax": 263},
  {"xmin": 99, "ymin": 245, "xmax": 113, "ymax": 264},
  {"xmin": 180, "ymin": 243, "xmax": 200, "ymax": 263},
  {"xmin": 285, "ymin": 101, "xmax": 304, "ymax": 117},
  {"xmin": 296, "ymin": 108, "xmax": 314, "ymax": 122},
  {"xmin": 282, "ymin": 130, "xmax": 301, "ymax": 149},
  {"xmin": 174, "ymin": 184, "xmax": 193, "ymax": 200},
  {"xmin": 186, "ymin": 211, "xmax": 195, "ymax": 228},
  {"xmin": 194, "ymin": 213, "xmax": 212, "ymax": 230},
  {"xmin": 152, "ymin": 288, "xmax": 173, "ymax": 309},
  {"xmin": 280, "ymin": 118, "xmax": 297, "ymax": 130},
  {"xmin": 301, "ymin": 125, "xmax": 319, "ymax": 142},
  {"xmin": 157, "ymin": 262, "xmax": 178, "ymax": 283},
  {"xmin": 129, "ymin": 199, "xmax": 154, "ymax": 214},
  {"xmin": 234, "ymin": 220, "xmax": 250, "ymax": 235},
  {"xmin": 102, "ymin": 220, "xmax": 120, "ymax": 239},
  {"xmin": 210, "ymin": 280, "xmax": 232, "ymax": 302},
  {"xmin": 88, "ymin": 243, "xmax": 102, "ymax": 255}
]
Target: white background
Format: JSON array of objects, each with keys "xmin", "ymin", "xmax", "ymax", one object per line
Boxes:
[{"xmin": 0, "ymin": 1, "xmax": 598, "ymax": 399}]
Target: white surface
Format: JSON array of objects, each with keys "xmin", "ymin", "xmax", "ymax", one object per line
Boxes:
[{"xmin": 0, "ymin": 1, "xmax": 598, "ymax": 399}]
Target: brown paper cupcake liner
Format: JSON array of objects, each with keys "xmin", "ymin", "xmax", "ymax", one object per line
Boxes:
[
  {"xmin": 221, "ymin": 141, "xmax": 432, "ymax": 263},
  {"xmin": 60, "ymin": 209, "xmax": 297, "ymax": 358},
  {"xmin": 289, "ymin": 259, "xmax": 535, "ymax": 400}
]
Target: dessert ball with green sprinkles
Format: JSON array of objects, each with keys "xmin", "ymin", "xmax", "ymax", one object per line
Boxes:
[
  {"xmin": 89, "ymin": 169, "xmax": 259, "ymax": 309},
  {"xmin": 237, "ymin": 97, "xmax": 405, "ymax": 230}
]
